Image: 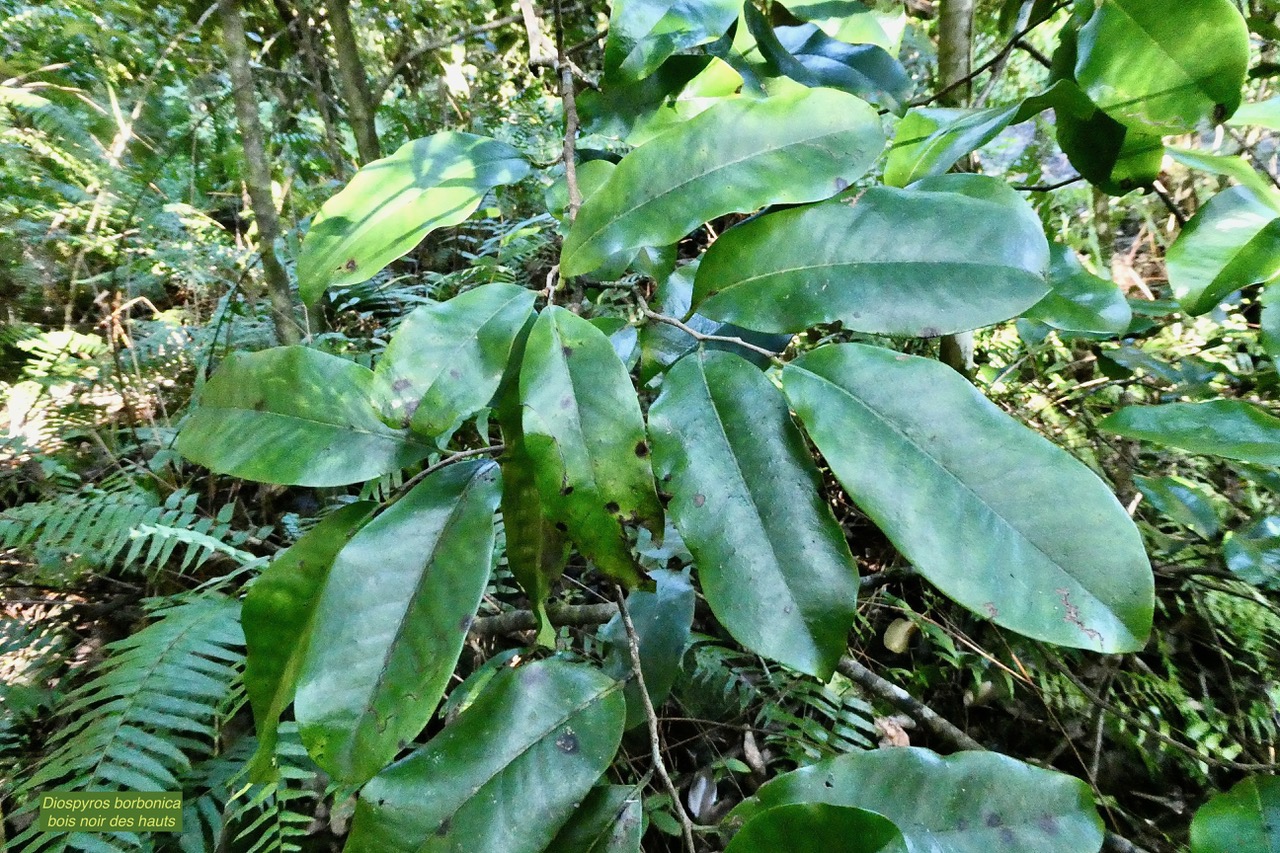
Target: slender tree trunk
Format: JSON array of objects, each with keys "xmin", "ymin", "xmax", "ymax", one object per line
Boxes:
[
  {"xmin": 219, "ymin": 0, "xmax": 302, "ymax": 345},
  {"xmin": 936, "ymin": 0, "xmax": 976, "ymax": 377},
  {"xmin": 324, "ymin": 0, "xmax": 381, "ymax": 164}
]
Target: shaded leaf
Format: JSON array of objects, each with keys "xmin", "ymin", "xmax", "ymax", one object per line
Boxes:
[
  {"xmin": 298, "ymin": 133, "xmax": 529, "ymax": 305},
  {"xmin": 371, "ymin": 283, "xmax": 535, "ymax": 435},
  {"xmin": 1024, "ymin": 243, "xmax": 1131, "ymax": 336},
  {"xmin": 1075, "ymin": 0, "xmax": 1249, "ymax": 134},
  {"xmin": 520, "ymin": 307, "xmax": 663, "ymax": 586},
  {"xmin": 295, "ymin": 461, "xmax": 501, "ymax": 783},
  {"xmin": 176, "ymin": 347, "xmax": 431, "ymax": 487},
  {"xmin": 346, "ymin": 657, "xmax": 625, "ymax": 853},
  {"xmin": 694, "ymin": 174, "xmax": 1050, "ymax": 337},
  {"xmin": 561, "ymin": 87, "xmax": 885, "ymax": 277},
  {"xmin": 602, "ymin": 569, "xmax": 696, "ymax": 728},
  {"xmin": 1165, "ymin": 147, "xmax": 1279, "ymax": 201},
  {"xmin": 1100, "ymin": 400, "xmax": 1280, "ymax": 465},
  {"xmin": 1223, "ymin": 516, "xmax": 1280, "ymax": 590},
  {"xmin": 1134, "ymin": 475, "xmax": 1221, "ymax": 539},
  {"xmin": 649, "ymin": 350, "xmax": 860, "ymax": 677},
  {"xmin": 1167, "ymin": 185, "xmax": 1280, "ymax": 315},
  {"xmin": 1190, "ymin": 774, "xmax": 1280, "ymax": 853},
  {"xmin": 731, "ymin": 748, "xmax": 1105, "ymax": 853},
  {"xmin": 726, "ymin": 803, "xmax": 907, "ymax": 853},
  {"xmin": 784, "ymin": 344, "xmax": 1152, "ymax": 652},
  {"xmin": 242, "ymin": 502, "xmax": 375, "ymax": 780},
  {"xmin": 605, "ymin": 0, "xmax": 741, "ymax": 83},
  {"xmin": 547, "ymin": 786, "xmax": 643, "ymax": 853}
]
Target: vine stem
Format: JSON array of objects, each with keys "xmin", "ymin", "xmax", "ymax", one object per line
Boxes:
[
  {"xmin": 616, "ymin": 585, "xmax": 697, "ymax": 853},
  {"xmin": 384, "ymin": 445, "xmax": 504, "ymax": 507},
  {"xmin": 638, "ymin": 303, "xmax": 785, "ymax": 362}
]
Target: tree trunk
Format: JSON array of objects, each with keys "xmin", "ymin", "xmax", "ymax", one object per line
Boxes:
[
  {"xmin": 219, "ymin": 0, "xmax": 302, "ymax": 345},
  {"xmin": 936, "ymin": 0, "xmax": 976, "ymax": 376},
  {"xmin": 324, "ymin": 0, "xmax": 381, "ymax": 164}
]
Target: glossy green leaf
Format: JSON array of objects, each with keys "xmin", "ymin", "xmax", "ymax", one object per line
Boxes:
[
  {"xmin": 1263, "ymin": 287, "xmax": 1280, "ymax": 363},
  {"xmin": 1229, "ymin": 97, "xmax": 1280, "ymax": 130},
  {"xmin": 727, "ymin": 803, "xmax": 907, "ymax": 853},
  {"xmin": 1075, "ymin": 0, "xmax": 1249, "ymax": 134},
  {"xmin": 1024, "ymin": 243, "xmax": 1131, "ymax": 336},
  {"xmin": 298, "ymin": 132, "xmax": 529, "ymax": 305},
  {"xmin": 601, "ymin": 569, "xmax": 695, "ymax": 728},
  {"xmin": 1165, "ymin": 147, "xmax": 1279, "ymax": 201},
  {"xmin": 1167, "ymin": 186, "xmax": 1280, "ymax": 315},
  {"xmin": 1191, "ymin": 774, "xmax": 1280, "ymax": 853},
  {"xmin": 605, "ymin": 0, "xmax": 740, "ymax": 83},
  {"xmin": 1223, "ymin": 516, "xmax": 1280, "ymax": 590},
  {"xmin": 176, "ymin": 347, "xmax": 431, "ymax": 487},
  {"xmin": 784, "ymin": 344, "xmax": 1152, "ymax": 652},
  {"xmin": 885, "ymin": 82, "xmax": 1093, "ymax": 187},
  {"xmin": 1056, "ymin": 105, "xmax": 1163, "ymax": 195},
  {"xmin": 242, "ymin": 502, "xmax": 375, "ymax": 780},
  {"xmin": 784, "ymin": 0, "xmax": 901, "ymax": 53},
  {"xmin": 546, "ymin": 786, "xmax": 643, "ymax": 853},
  {"xmin": 694, "ymin": 174, "xmax": 1051, "ymax": 337},
  {"xmin": 730, "ymin": 748, "xmax": 1105, "ymax": 852},
  {"xmin": 649, "ymin": 350, "xmax": 860, "ymax": 676},
  {"xmin": 520, "ymin": 306, "xmax": 664, "ymax": 586},
  {"xmin": 1134, "ymin": 475, "xmax": 1221, "ymax": 539},
  {"xmin": 371, "ymin": 283, "xmax": 535, "ymax": 435},
  {"xmin": 346, "ymin": 657, "xmax": 625, "ymax": 853},
  {"xmin": 561, "ymin": 88, "xmax": 885, "ymax": 277},
  {"xmin": 1100, "ymin": 400, "xmax": 1280, "ymax": 465},
  {"xmin": 294, "ymin": 461, "xmax": 501, "ymax": 783},
  {"xmin": 747, "ymin": 3, "xmax": 910, "ymax": 114}
]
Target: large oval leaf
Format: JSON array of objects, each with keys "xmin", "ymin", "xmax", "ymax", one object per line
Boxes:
[
  {"xmin": 1191, "ymin": 774, "xmax": 1280, "ymax": 853},
  {"xmin": 520, "ymin": 306, "xmax": 664, "ymax": 586},
  {"xmin": 346, "ymin": 657, "xmax": 625, "ymax": 853},
  {"xmin": 294, "ymin": 461, "xmax": 501, "ymax": 783},
  {"xmin": 693, "ymin": 174, "xmax": 1051, "ymax": 337},
  {"xmin": 648, "ymin": 350, "xmax": 860, "ymax": 677},
  {"xmin": 176, "ymin": 347, "xmax": 431, "ymax": 487},
  {"xmin": 1167, "ymin": 185, "xmax": 1280, "ymax": 315},
  {"xmin": 242, "ymin": 502, "xmax": 375, "ymax": 780},
  {"xmin": 1100, "ymin": 400, "xmax": 1280, "ymax": 465},
  {"xmin": 371, "ymin": 283, "xmax": 535, "ymax": 435},
  {"xmin": 730, "ymin": 748, "xmax": 1105, "ymax": 853},
  {"xmin": 605, "ymin": 0, "xmax": 741, "ymax": 82},
  {"xmin": 783, "ymin": 344, "xmax": 1153, "ymax": 652},
  {"xmin": 560, "ymin": 87, "xmax": 885, "ymax": 277},
  {"xmin": 298, "ymin": 133, "xmax": 529, "ymax": 305},
  {"xmin": 726, "ymin": 803, "xmax": 906, "ymax": 853},
  {"xmin": 1074, "ymin": 0, "xmax": 1249, "ymax": 134}
]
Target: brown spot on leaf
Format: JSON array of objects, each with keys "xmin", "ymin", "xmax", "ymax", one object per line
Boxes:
[
  {"xmin": 605, "ymin": 501, "xmax": 620, "ymax": 514},
  {"xmin": 983, "ymin": 602, "xmax": 998, "ymax": 619},
  {"xmin": 986, "ymin": 813, "xmax": 1004, "ymax": 828},
  {"xmin": 344, "ymin": 258, "xmax": 358, "ymax": 271},
  {"xmin": 560, "ymin": 485, "xmax": 575, "ymax": 496},
  {"xmin": 449, "ymin": 368, "xmax": 462, "ymax": 380},
  {"xmin": 435, "ymin": 816, "xmax": 451, "ymax": 836},
  {"xmin": 554, "ymin": 521, "xmax": 568, "ymax": 532},
  {"xmin": 1037, "ymin": 814, "xmax": 1058, "ymax": 835},
  {"xmin": 693, "ymin": 493, "xmax": 705, "ymax": 507},
  {"xmin": 555, "ymin": 731, "xmax": 579, "ymax": 753},
  {"xmin": 635, "ymin": 440, "xmax": 649, "ymax": 457},
  {"xmin": 392, "ymin": 378, "xmax": 413, "ymax": 393},
  {"xmin": 561, "ymin": 345, "xmax": 573, "ymax": 359}
]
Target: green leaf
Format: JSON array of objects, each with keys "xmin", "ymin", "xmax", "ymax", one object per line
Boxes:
[
  {"xmin": 1167, "ymin": 186, "xmax": 1280, "ymax": 315},
  {"xmin": 242, "ymin": 502, "xmax": 375, "ymax": 781},
  {"xmin": 784, "ymin": 344, "xmax": 1153, "ymax": 652},
  {"xmin": 783, "ymin": 0, "xmax": 902, "ymax": 53},
  {"xmin": 294, "ymin": 461, "xmax": 501, "ymax": 783},
  {"xmin": 649, "ymin": 350, "xmax": 860, "ymax": 677},
  {"xmin": 297, "ymin": 132, "xmax": 529, "ymax": 305},
  {"xmin": 176, "ymin": 347, "xmax": 431, "ymax": 487},
  {"xmin": 546, "ymin": 786, "xmax": 643, "ymax": 853},
  {"xmin": 605, "ymin": 0, "xmax": 741, "ymax": 83},
  {"xmin": 520, "ymin": 307, "xmax": 664, "ymax": 586},
  {"xmin": 1100, "ymin": 400, "xmax": 1280, "ymax": 465},
  {"xmin": 746, "ymin": 3, "xmax": 911, "ymax": 114},
  {"xmin": 726, "ymin": 803, "xmax": 907, "ymax": 853},
  {"xmin": 730, "ymin": 748, "xmax": 1105, "ymax": 852},
  {"xmin": 561, "ymin": 88, "xmax": 885, "ymax": 277},
  {"xmin": 1165, "ymin": 147, "xmax": 1279, "ymax": 201},
  {"xmin": 1134, "ymin": 475, "xmax": 1221, "ymax": 539},
  {"xmin": 1263, "ymin": 287, "xmax": 1280, "ymax": 363},
  {"xmin": 370, "ymin": 283, "xmax": 535, "ymax": 435},
  {"xmin": 1055, "ymin": 104, "xmax": 1163, "ymax": 195},
  {"xmin": 1229, "ymin": 96, "xmax": 1280, "ymax": 130},
  {"xmin": 885, "ymin": 82, "xmax": 1093, "ymax": 187},
  {"xmin": 1191, "ymin": 774, "xmax": 1280, "ymax": 853},
  {"xmin": 1223, "ymin": 516, "xmax": 1280, "ymax": 590},
  {"xmin": 346, "ymin": 657, "xmax": 625, "ymax": 853},
  {"xmin": 694, "ymin": 174, "xmax": 1051, "ymax": 337},
  {"xmin": 1024, "ymin": 243, "xmax": 1132, "ymax": 336},
  {"xmin": 1074, "ymin": 0, "xmax": 1249, "ymax": 134},
  {"xmin": 601, "ymin": 569, "xmax": 696, "ymax": 728}
]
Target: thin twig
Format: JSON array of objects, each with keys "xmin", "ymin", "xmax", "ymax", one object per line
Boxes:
[
  {"xmin": 1151, "ymin": 181, "xmax": 1187, "ymax": 228},
  {"xmin": 375, "ymin": 13, "xmax": 522, "ymax": 101},
  {"xmin": 385, "ymin": 445, "xmax": 504, "ymax": 506},
  {"xmin": 617, "ymin": 586, "xmax": 697, "ymax": 853},
  {"xmin": 639, "ymin": 304, "xmax": 785, "ymax": 361},
  {"xmin": 1015, "ymin": 175, "xmax": 1083, "ymax": 192}
]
